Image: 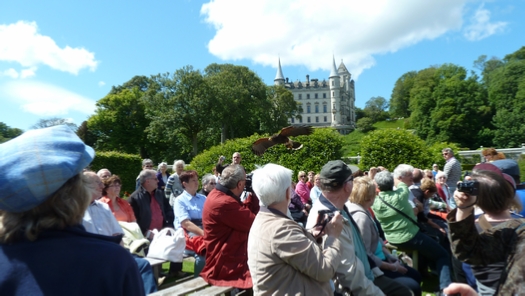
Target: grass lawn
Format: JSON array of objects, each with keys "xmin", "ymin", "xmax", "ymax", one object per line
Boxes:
[{"xmin": 373, "ymin": 119, "xmax": 406, "ymax": 129}]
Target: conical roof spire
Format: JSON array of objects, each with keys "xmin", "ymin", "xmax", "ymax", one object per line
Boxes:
[
  {"xmin": 329, "ymin": 56, "xmax": 338, "ymax": 78},
  {"xmin": 274, "ymin": 58, "xmax": 285, "ymax": 81}
]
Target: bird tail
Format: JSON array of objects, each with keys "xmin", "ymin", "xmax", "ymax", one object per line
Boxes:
[{"xmin": 290, "ymin": 141, "xmax": 303, "ymax": 150}]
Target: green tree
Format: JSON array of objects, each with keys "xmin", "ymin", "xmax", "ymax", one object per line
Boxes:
[
  {"xmin": 360, "ymin": 129, "xmax": 432, "ymax": 171},
  {"xmin": 486, "ymin": 46, "xmax": 525, "ymax": 147},
  {"xmin": 88, "ymin": 87, "xmax": 152, "ymax": 158},
  {"xmin": 389, "ymin": 71, "xmax": 417, "ymax": 118},
  {"xmin": 355, "ymin": 117, "xmax": 375, "ymax": 132},
  {"xmin": 0, "ymin": 122, "xmax": 23, "ymax": 143},
  {"xmin": 259, "ymin": 85, "xmax": 302, "ymax": 133},
  {"xmin": 204, "ymin": 63, "xmax": 267, "ymax": 142},
  {"xmin": 363, "ymin": 96, "xmax": 389, "ymax": 123},
  {"xmin": 76, "ymin": 120, "xmax": 97, "ymax": 147},
  {"xmin": 144, "ymin": 66, "xmax": 215, "ymax": 157},
  {"xmin": 31, "ymin": 117, "xmax": 78, "ymax": 131},
  {"xmin": 408, "ymin": 67, "xmax": 439, "ymax": 141}
]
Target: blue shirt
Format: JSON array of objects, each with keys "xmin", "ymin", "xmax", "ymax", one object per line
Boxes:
[{"xmin": 173, "ymin": 190, "xmax": 206, "ymax": 229}]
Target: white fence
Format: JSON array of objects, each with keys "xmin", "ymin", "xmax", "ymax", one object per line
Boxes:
[{"xmin": 345, "ymin": 144, "xmax": 525, "ymax": 165}]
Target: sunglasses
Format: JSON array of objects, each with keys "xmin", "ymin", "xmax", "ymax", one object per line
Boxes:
[
  {"xmin": 442, "ymin": 153, "xmax": 448, "ymax": 156},
  {"xmin": 300, "ymin": 175, "xmax": 306, "ymax": 178}
]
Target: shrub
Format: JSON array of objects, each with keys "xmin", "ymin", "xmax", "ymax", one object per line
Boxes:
[
  {"xmin": 360, "ymin": 129, "xmax": 432, "ymax": 171},
  {"xmin": 190, "ymin": 127, "xmax": 345, "ymax": 182},
  {"xmin": 89, "ymin": 151, "xmax": 142, "ymax": 196},
  {"xmin": 356, "ymin": 117, "xmax": 375, "ymax": 132}
]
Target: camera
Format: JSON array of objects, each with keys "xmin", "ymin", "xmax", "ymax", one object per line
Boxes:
[
  {"xmin": 457, "ymin": 180, "xmax": 479, "ymax": 195},
  {"xmin": 244, "ymin": 173, "xmax": 253, "ymax": 193},
  {"xmin": 315, "ymin": 210, "xmax": 335, "ymax": 229}
]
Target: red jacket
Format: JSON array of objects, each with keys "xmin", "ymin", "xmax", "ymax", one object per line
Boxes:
[{"xmin": 200, "ymin": 185, "xmax": 259, "ymax": 289}]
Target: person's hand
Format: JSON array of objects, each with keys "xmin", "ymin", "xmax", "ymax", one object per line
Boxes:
[
  {"xmin": 454, "ymin": 190, "xmax": 477, "ymax": 210},
  {"xmin": 395, "ymin": 261, "xmax": 407, "ymax": 274},
  {"xmin": 305, "ymin": 203, "xmax": 311, "ymax": 210},
  {"xmin": 302, "ymin": 209, "xmax": 309, "ymax": 217},
  {"xmin": 443, "ymin": 283, "xmax": 478, "ymax": 296},
  {"xmin": 325, "ymin": 212, "xmax": 343, "ymax": 238}
]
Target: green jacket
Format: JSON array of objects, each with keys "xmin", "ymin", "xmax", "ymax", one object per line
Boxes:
[{"xmin": 371, "ymin": 182, "xmax": 419, "ymax": 244}]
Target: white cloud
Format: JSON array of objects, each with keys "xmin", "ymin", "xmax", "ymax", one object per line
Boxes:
[
  {"xmin": 0, "ymin": 21, "xmax": 98, "ymax": 75},
  {"xmin": 98, "ymin": 81, "xmax": 106, "ymax": 87},
  {"xmin": 20, "ymin": 67, "xmax": 36, "ymax": 79},
  {"xmin": 1, "ymin": 68, "xmax": 19, "ymax": 78},
  {"xmin": 0, "ymin": 80, "xmax": 96, "ymax": 116},
  {"xmin": 464, "ymin": 4, "xmax": 507, "ymax": 41},
  {"xmin": 201, "ymin": 0, "xmax": 467, "ymax": 79}
]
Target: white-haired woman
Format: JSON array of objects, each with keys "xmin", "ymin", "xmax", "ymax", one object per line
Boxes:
[
  {"xmin": 156, "ymin": 162, "xmax": 170, "ymax": 190},
  {"xmin": 165, "ymin": 159, "xmax": 185, "ymax": 206},
  {"xmin": 248, "ymin": 163, "xmax": 343, "ymax": 295},
  {"xmin": 436, "ymin": 171, "xmax": 456, "ymax": 209}
]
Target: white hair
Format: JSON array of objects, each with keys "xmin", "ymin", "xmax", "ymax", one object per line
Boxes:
[
  {"xmin": 252, "ymin": 163, "xmax": 292, "ymax": 207},
  {"xmin": 436, "ymin": 171, "xmax": 447, "ymax": 180},
  {"xmin": 393, "ymin": 164, "xmax": 414, "ymax": 180}
]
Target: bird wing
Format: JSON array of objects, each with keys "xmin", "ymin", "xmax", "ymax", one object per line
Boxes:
[
  {"xmin": 279, "ymin": 125, "xmax": 313, "ymax": 137},
  {"xmin": 289, "ymin": 140, "xmax": 303, "ymax": 150},
  {"xmin": 252, "ymin": 137, "xmax": 277, "ymax": 156}
]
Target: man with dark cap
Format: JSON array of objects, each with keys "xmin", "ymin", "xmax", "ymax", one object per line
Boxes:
[
  {"xmin": 491, "ymin": 159, "xmax": 525, "ymax": 216},
  {"xmin": 306, "ymin": 160, "xmax": 411, "ymax": 296}
]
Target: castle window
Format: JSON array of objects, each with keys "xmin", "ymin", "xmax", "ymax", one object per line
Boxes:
[
  {"xmin": 332, "ymin": 91, "xmax": 335, "ymax": 97},
  {"xmin": 307, "ymin": 94, "xmax": 310, "ymax": 99},
  {"xmin": 323, "ymin": 93, "xmax": 326, "ymax": 98},
  {"xmin": 307, "ymin": 117, "xmax": 311, "ymax": 123},
  {"xmin": 324, "ymin": 116, "xmax": 327, "ymax": 122},
  {"xmin": 306, "ymin": 103, "xmax": 311, "ymax": 113},
  {"xmin": 315, "ymin": 93, "xmax": 318, "ymax": 99},
  {"xmin": 291, "ymin": 118, "xmax": 295, "ymax": 123},
  {"xmin": 315, "ymin": 104, "xmax": 319, "ymax": 113},
  {"xmin": 298, "ymin": 94, "xmax": 302, "ymax": 100},
  {"xmin": 299, "ymin": 117, "xmax": 302, "ymax": 123},
  {"xmin": 316, "ymin": 116, "xmax": 319, "ymax": 123},
  {"xmin": 331, "ymin": 81, "xmax": 334, "ymax": 86},
  {"xmin": 323, "ymin": 103, "xmax": 327, "ymax": 113}
]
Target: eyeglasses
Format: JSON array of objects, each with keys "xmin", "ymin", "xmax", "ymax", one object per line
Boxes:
[
  {"xmin": 442, "ymin": 153, "xmax": 448, "ymax": 156},
  {"xmin": 209, "ymin": 182, "xmax": 216, "ymax": 185}
]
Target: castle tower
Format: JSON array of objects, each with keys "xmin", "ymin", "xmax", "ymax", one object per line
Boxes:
[
  {"xmin": 274, "ymin": 58, "xmax": 285, "ymax": 86},
  {"xmin": 329, "ymin": 57, "xmax": 341, "ymax": 125}
]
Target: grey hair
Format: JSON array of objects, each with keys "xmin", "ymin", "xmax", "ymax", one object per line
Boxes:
[
  {"xmin": 96, "ymin": 168, "xmax": 111, "ymax": 178},
  {"xmin": 201, "ymin": 173, "xmax": 215, "ymax": 186},
  {"xmin": 375, "ymin": 170, "xmax": 394, "ymax": 192},
  {"xmin": 393, "ymin": 164, "xmax": 414, "ymax": 180},
  {"xmin": 142, "ymin": 159, "xmax": 153, "ymax": 166},
  {"xmin": 442, "ymin": 148, "xmax": 454, "ymax": 156},
  {"xmin": 139, "ymin": 169, "xmax": 156, "ymax": 184},
  {"xmin": 436, "ymin": 171, "xmax": 447, "ymax": 180},
  {"xmin": 219, "ymin": 165, "xmax": 245, "ymax": 189},
  {"xmin": 173, "ymin": 159, "xmax": 185, "ymax": 167}
]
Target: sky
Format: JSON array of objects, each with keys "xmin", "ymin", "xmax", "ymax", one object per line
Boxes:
[{"xmin": 1, "ymin": 0, "xmax": 524, "ymax": 131}]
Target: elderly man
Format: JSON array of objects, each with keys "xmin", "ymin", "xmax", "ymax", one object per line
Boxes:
[
  {"xmin": 442, "ymin": 148, "xmax": 462, "ymax": 196},
  {"xmin": 136, "ymin": 159, "xmax": 154, "ymax": 190},
  {"xmin": 83, "ymin": 171, "xmax": 157, "ymax": 294},
  {"xmin": 198, "ymin": 174, "xmax": 216, "ymax": 197},
  {"xmin": 215, "ymin": 152, "xmax": 242, "ymax": 174},
  {"xmin": 307, "ymin": 160, "xmax": 412, "ymax": 296},
  {"xmin": 248, "ymin": 163, "xmax": 343, "ymax": 295},
  {"xmin": 129, "ymin": 169, "xmax": 174, "ymax": 238},
  {"xmin": 201, "ymin": 165, "xmax": 259, "ymax": 292},
  {"xmin": 97, "ymin": 168, "xmax": 112, "ymax": 179}
]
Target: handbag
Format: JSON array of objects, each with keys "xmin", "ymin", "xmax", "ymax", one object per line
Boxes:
[
  {"xmin": 147, "ymin": 227, "xmax": 186, "ymax": 262},
  {"xmin": 118, "ymin": 221, "xmax": 150, "ymax": 257}
]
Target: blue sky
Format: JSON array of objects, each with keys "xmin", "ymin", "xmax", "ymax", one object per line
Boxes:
[{"xmin": 1, "ymin": 0, "xmax": 523, "ymax": 131}]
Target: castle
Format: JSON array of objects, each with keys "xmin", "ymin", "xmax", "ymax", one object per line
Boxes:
[{"xmin": 274, "ymin": 57, "xmax": 356, "ymax": 134}]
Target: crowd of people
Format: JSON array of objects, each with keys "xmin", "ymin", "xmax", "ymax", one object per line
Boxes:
[{"xmin": 2, "ymin": 126, "xmax": 525, "ymax": 296}]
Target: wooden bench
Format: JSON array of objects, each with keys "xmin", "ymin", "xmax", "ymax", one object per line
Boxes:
[
  {"xmin": 148, "ymin": 276, "xmax": 234, "ymax": 296},
  {"xmin": 145, "ymin": 257, "xmax": 168, "ymax": 283}
]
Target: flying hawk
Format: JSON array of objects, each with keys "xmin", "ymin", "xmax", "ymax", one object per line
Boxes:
[{"xmin": 252, "ymin": 125, "xmax": 313, "ymax": 156}]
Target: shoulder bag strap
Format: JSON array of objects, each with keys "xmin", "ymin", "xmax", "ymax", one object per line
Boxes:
[{"xmin": 377, "ymin": 195, "xmax": 422, "ymax": 231}]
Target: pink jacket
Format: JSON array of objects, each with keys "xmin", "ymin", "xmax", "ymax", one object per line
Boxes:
[{"xmin": 295, "ymin": 181, "xmax": 311, "ymax": 205}]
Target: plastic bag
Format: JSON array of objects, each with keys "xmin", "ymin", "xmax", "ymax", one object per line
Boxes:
[{"xmin": 147, "ymin": 227, "xmax": 186, "ymax": 262}]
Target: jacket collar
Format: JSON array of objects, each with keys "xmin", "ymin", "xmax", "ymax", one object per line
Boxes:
[
  {"xmin": 259, "ymin": 205, "xmax": 291, "ymax": 220},
  {"xmin": 215, "ymin": 184, "xmax": 242, "ymax": 203}
]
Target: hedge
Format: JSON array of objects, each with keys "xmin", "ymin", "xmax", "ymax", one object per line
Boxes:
[
  {"xmin": 190, "ymin": 127, "xmax": 345, "ymax": 182},
  {"xmin": 89, "ymin": 151, "xmax": 142, "ymax": 197}
]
